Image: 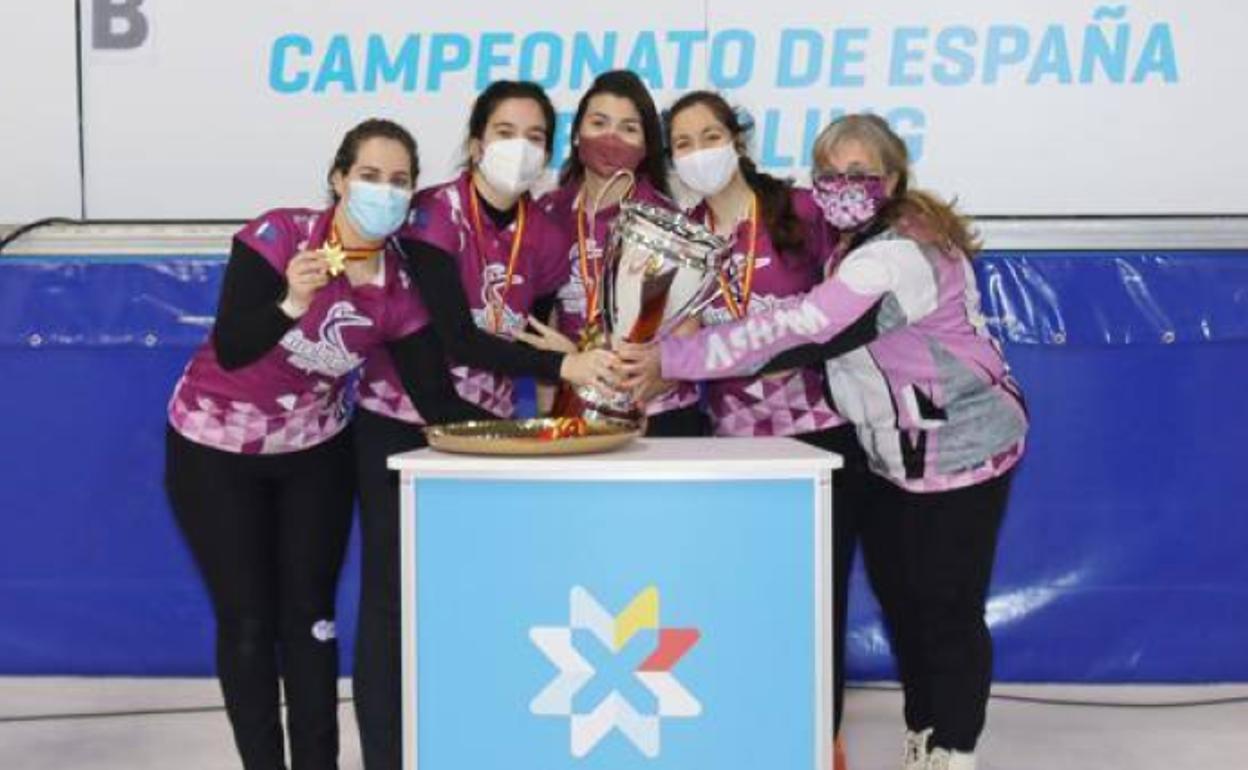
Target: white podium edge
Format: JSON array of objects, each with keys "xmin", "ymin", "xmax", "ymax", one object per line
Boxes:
[
  {"xmin": 398, "ymin": 460, "xmax": 839, "ymax": 770},
  {"xmin": 814, "ymin": 468, "xmax": 834, "ymax": 770},
  {"xmin": 400, "ymin": 471, "xmax": 418, "ymax": 770}
]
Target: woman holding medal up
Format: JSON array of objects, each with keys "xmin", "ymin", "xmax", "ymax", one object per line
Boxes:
[
  {"xmin": 524, "ymin": 69, "xmax": 707, "ymax": 436},
  {"xmin": 351, "ymin": 81, "xmax": 616, "ymax": 770},
  {"xmin": 164, "ymin": 118, "xmax": 498, "ymax": 770}
]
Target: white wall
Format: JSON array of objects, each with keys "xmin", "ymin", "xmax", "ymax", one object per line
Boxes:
[
  {"xmin": 3, "ymin": 1, "xmax": 1242, "ymax": 222},
  {"xmin": 0, "ymin": 1, "xmax": 82, "ymax": 223}
]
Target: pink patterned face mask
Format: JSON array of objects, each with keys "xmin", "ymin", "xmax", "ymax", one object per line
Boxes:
[{"xmin": 812, "ymin": 172, "xmax": 889, "ymax": 231}]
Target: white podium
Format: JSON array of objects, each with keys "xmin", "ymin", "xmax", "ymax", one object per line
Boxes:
[{"xmin": 389, "ymin": 437, "xmax": 840, "ymax": 770}]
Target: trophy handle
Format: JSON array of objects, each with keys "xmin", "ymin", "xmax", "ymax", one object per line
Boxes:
[
  {"xmin": 657, "ymin": 282, "xmax": 724, "ymax": 338},
  {"xmin": 588, "ymin": 169, "xmax": 636, "ymax": 222},
  {"xmin": 651, "ymin": 261, "xmax": 732, "ymax": 339}
]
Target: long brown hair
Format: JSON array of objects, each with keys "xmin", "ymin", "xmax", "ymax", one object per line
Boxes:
[
  {"xmin": 813, "ymin": 114, "xmax": 981, "ymax": 257},
  {"xmin": 560, "ymin": 70, "xmax": 670, "ymax": 197},
  {"xmin": 665, "ymin": 91, "xmax": 806, "ymax": 255}
]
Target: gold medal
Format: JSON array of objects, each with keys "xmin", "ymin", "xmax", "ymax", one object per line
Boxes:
[
  {"xmin": 319, "ymin": 222, "xmax": 379, "ymax": 277},
  {"xmin": 319, "ymin": 241, "xmax": 348, "ymax": 277}
]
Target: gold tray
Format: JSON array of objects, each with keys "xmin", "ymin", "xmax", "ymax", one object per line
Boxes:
[{"xmin": 424, "ymin": 418, "xmax": 641, "ymax": 456}]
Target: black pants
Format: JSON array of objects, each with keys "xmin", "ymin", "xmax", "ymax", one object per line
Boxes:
[
  {"xmin": 644, "ymin": 403, "xmax": 710, "ymax": 437},
  {"xmin": 165, "ymin": 426, "xmax": 356, "ymax": 770},
  {"xmin": 351, "ymin": 409, "xmax": 427, "ymax": 770},
  {"xmin": 796, "ymin": 424, "xmax": 871, "ymax": 737},
  {"xmin": 858, "ymin": 470, "xmax": 1013, "ymax": 752}
]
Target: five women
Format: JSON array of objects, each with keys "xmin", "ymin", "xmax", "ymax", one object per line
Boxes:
[{"xmin": 166, "ymin": 76, "xmax": 1023, "ymax": 770}]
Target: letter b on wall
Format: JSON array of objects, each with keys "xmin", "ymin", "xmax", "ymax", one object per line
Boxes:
[{"xmin": 93, "ymin": 0, "xmax": 149, "ymax": 50}]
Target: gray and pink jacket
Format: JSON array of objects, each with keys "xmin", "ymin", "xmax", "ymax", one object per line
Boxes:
[
  {"xmin": 536, "ymin": 177, "xmax": 700, "ymax": 417},
  {"xmin": 661, "ymin": 229, "xmax": 1027, "ymax": 492},
  {"xmin": 689, "ymin": 188, "xmax": 845, "ymax": 437},
  {"xmin": 358, "ymin": 173, "xmax": 569, "ymax": 423},
  {"xmin": 169, "ymin": 208, "xmax": 429, "ymax": 454}
]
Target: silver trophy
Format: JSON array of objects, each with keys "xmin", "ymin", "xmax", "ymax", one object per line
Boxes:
[{"xmin": 559, "ymin": 198, "xmax": 729, "ymax": 425}]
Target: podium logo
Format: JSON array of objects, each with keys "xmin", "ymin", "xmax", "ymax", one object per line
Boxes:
[{"xmin": 530, "ymin": 586, "xmax": 701, "ymax": 759}]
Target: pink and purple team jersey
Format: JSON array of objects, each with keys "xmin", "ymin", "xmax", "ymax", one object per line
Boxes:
[
  {"xmin": 168, "ymin": 208, "xmax": 429, "ymax": 454},
  {"xmin": 691, "ymin": 189, "xmax": 845, "ymax": 437},
  {"xmin": 357, "ymin": 173, "xmax": 569, "ymax": 423},
  {"xmin": 661, "ymin": 228, "xmax": 1027, "ymax": 492},
  {"xmin": 536, "ymin": 177, "xmax": 700, "ymax": 417}
]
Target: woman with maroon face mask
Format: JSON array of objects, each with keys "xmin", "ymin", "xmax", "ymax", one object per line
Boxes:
[{"xmin": 524, "ymin": 70, "xmax": 708, "ymax": 436}]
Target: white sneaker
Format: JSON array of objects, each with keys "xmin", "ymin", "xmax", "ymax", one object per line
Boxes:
[
  {"xmin": 903, "ymin": 728, "xmax": 933, "ymax": 770},
  {"xmin": 926, "ymin": 747, "xmax": 976, "ymax": 770}
]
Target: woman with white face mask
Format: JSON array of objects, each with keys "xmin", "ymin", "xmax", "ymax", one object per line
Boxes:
[
  {"xmin": 165, "ymin": 119, "xmax": 494, "ymax": 770},
  {"xmin": 622, "ymin": 114, "xmax": 1028, "ymax": 770},
  {"xmin": 351, "ymin": 81, "xmax": 616, "ymax": 770},
  {"xmin": 665, "ymin": 90, "xmax": 868, "ymax": 760},
  {"xmin": 666, "ymin": 92, "xmax": 848, "ymax": 442}
]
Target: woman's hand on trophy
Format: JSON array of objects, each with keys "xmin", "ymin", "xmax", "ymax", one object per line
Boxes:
[
  {"xmin": 616, "ymin": 342, "xmax": 664, "ymax": 396},
  {"xmin": 560, "ymin": 348, "xmax": 620, "ymax": 391},
  {"xmin": 515, "ymin": 315, "xmax": 579, "ymax": 354}
]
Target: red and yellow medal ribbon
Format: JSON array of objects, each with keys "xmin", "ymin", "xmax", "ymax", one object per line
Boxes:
[
  {"xmin": 711, "ymin": 192, "xmax": 759, "ymax": 320},
  {"xmin": 576, "ymin": 196, "xmax": 603, "ymax": 327},
  {"xmin": 320, "ymin": 220, "xmax": 381, "ymax": 276}
]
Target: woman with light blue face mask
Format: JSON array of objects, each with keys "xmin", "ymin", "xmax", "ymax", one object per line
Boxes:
[{"xmin": 164, "ymin": 118, "xmax": 497, "ymax": 770}]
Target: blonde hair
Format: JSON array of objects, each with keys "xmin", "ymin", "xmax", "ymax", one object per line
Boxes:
[{"xmin": 813, "ymin": 114, "xmax": 981, "ymax": 258}]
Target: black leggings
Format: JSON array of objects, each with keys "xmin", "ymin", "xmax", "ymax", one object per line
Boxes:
[
  {"xmin": 165, "ymin": 426, "xmax": 356, "ymax": 770},
  {"xmin": 858, "ymin": 470, "xmax": 1013, "ymax": 752},
  {"xmin": 644, "ymin": 403, "xmax": 710, "ymax": 437},
  {"xmin": 795, "ymin": 424, "xmax": 871, "ymax": 737},
  {"xmin": 351, "ymin": 408, "xmax": 427, "ymax": 770}
]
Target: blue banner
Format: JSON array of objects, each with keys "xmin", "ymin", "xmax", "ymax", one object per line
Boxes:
[{"xmin": 1, "ymin": 248, "xmax": 1246, "ymax": 681}]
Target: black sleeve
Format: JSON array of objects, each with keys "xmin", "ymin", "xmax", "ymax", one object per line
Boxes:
[
  {"xmin": 396, "ymin": 237, "xmax": 566, "ymax": 381},
  {"xmin": 212, "ymin": 237, "xmax": 297, "ymax": 371},
  {"xmin": 529, "ymin": 292, "xmax": 563, "ymax": 384},
  {"xmin": 758, "ymin": 298, "xmax": 886, "ymax": 374},
  {"xmin": 387, "ymin": 329, "xmax": 495, "ymax": 424}
]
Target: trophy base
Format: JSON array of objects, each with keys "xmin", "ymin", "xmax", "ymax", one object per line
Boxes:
[{"xmin": 556, "ymin": 384, "xmax": 643, "ymax": 430}]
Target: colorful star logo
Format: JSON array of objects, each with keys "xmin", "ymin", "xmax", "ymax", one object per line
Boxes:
[{"xmin": 530, "ymin": 586, "xmax": 701, "ymax": 758}]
